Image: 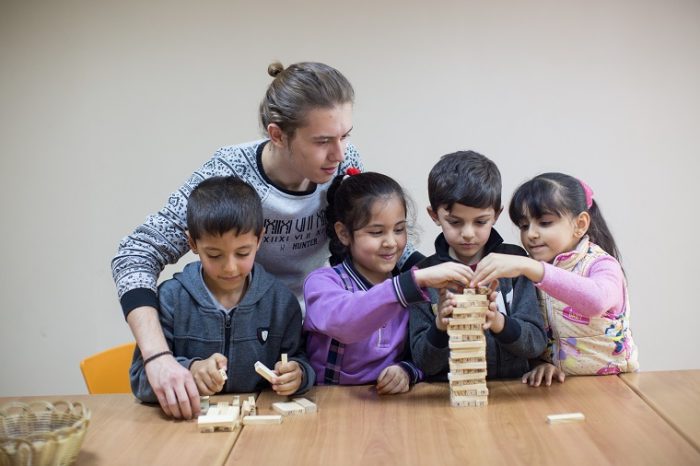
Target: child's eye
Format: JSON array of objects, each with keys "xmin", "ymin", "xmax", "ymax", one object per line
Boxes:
[
  {"xmin": 448, "ymin": 220, "xmax": 461, "ymax": 226},
  {"xmin": 476, "ymin": 220, "xmax": 488, "ymax": 226},
  {"xmin": 207, "ymin": 254, "xmax": 221, "ymax": 259},
  {"xmin": 539, "ymin": 221, "xmax": 552, "ymax": 227},
  {"xmin": 369, "ymin": 230, "xmax": 383, "ymax": 236},
  {"xmin": 236, "ymin": 253, "xmax": 251, "ymax": 258},
  {"xmin": 518, "ymin": 223, "xmax": 529, "ymax": 231},
  {"xmin": 394, "ymin": 227, "xmax": 406, "ymax": 234}
]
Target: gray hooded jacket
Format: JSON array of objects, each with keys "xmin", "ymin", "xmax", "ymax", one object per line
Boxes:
[{"xmin": 130, "ymin": 261, "xmax": 314, "ymax": 401}]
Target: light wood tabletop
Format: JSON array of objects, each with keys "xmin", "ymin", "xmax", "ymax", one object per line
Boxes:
[
  {"xmin": 621, "ymin": 369, "xmax": 700, "ymax": 452},
  {"xmin": 0, "ymin": 393, "xmax": 251, "ymax": 466},
  {"xmin": 227, "ymin": 376, "xmax": 700, "ymax": 465}
]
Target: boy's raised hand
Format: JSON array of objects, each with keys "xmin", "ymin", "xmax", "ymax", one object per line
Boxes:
[
  {"xmin": 471, "ymin": 253, "xmax": 543, "ymax": 288},
  {"xmin": 376, "ymin": 364, "xmax": 410, "ymax": 395},
  {"xmin": 414, "ymin": 262, "xmax": 473, "ymax": 289},
  {"xmin": 436, "ymin": 288, "xmax": 455, "ymax": 331},
  {"xmin": 272, "ymin": 360, "xmax": 303, "ymax": 396},
  {"xmin": 190, "ymin": 353, "xmax": 228, "ymax": 396}
]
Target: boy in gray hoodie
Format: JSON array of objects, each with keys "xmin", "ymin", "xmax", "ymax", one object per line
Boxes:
[{"xmin": 130, "ymin": 176, "xmax": 314, "ymax": 404}]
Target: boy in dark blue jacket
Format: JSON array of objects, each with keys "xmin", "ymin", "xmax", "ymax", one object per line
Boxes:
[{"xmin": 410, "ymin": 151, "xmax": 546, "ymax": 379}]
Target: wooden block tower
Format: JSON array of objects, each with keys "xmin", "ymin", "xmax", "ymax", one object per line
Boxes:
[{"xmin": 448, "ymin": 288, "xmax": 489, "ymax": 407}]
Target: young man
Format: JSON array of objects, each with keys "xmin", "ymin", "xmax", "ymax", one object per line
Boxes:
[
  {"xmin": 410, "ymin": 151, "xmax": 546, "ymax": 380},
  {"xmin": 130, "ymin": 176, "xmax": 314, "ymax": 408}
]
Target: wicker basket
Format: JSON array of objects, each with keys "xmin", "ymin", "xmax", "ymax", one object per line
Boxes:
[{"xmin": 0, "ymin": 400, "xmax": 90, "ymax": 466}]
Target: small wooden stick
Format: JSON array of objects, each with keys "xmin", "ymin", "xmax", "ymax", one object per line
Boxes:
[
  {"xmin": 254, "ymin": 361, "xmax": 277, "ymax": 383},
  {"xmin": 546, "ymin": 412, "xmax": 585, "ymax": 424}
]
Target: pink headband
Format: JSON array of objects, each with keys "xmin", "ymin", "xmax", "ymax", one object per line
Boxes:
[{"xmin": 578, "ymin": 179, "xmax": 594, "ymax": 209}]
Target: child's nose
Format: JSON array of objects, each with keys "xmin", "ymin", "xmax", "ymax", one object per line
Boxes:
[
  {"xmin": 461, "ymin": 224, "xmax": 474, "ymax": 239},
  {"xmin": 223, "ymin": 257, "xmax": 237, "ymax": 273}
]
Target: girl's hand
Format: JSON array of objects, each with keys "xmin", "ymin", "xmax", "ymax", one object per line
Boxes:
[
  {"xmin": 414, "ymin": 262, "xmax": 473, "ymax": 289},
  {"xmin": 522, "ymin": 363, "xmax": 566, "ymax": 387},
  {"xmin": 376, "ymin": 365, "xmax": 410, "ymax": 395},
  {"xmin": 471, "ymin": 253, "xmax": 543, "ymax": 288},
  {"xmin": 272, "ymin": 360, "xmax": 303, "ymax": 396},
  {"xmin": 435, "ymin": 288, "xmax": 455, "ymax": 331},
  {"xmin": 190, "ymin": 353, "xmax": 228, "ymax": 395}
]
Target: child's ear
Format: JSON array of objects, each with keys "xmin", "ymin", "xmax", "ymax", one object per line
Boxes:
[
  {"xmin": 334, "ymin": 221, "xmax": 352, "ymax": 246},
  {"xmin": 187, "ymin": 232, "xmax": 199, "ymax": 254},
  {"xmin": 255, "ymin": 229, "xmax": 264, "ymax": 250},
  {"xmin": 426, "ymin": 206, "xmax": 440, "ymax": 225},
  {"xmin": 494, "ymin": 206, "xmax": 504, "ymax": 222},
  {"xmin": 267, "ymin": 123, "xmax": 287, "ymax": 149},
  {"xmin": 574, "ymin": 211, "xmax": 591, "ymax": 237}
]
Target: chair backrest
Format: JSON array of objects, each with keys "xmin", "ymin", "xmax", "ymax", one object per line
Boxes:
[{"xmin": 80, "ymin": 342, "xmax": 136, "ymax": 394}]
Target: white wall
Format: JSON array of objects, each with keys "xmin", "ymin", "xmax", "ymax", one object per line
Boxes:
[{"xmin": 1, "ymin": 0, "xmax": 698, "ymax": 396}]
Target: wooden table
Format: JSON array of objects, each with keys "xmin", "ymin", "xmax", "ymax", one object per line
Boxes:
[
  {"xmin": 1, "ymin": 393, "xmax": 249, "ymax": 466},
  {"xmin": 227, "ymin": 376, "xmax": 700, "ymax": 465},
  {"xmin": 621, "ymin": 370, "xmax": 700, "ymax": 452}
]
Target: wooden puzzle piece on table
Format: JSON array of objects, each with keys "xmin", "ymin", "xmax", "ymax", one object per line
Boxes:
[
  {"xmin": 546, "ymin": 412, "xmax": 585, "ymax": 424},
  {"xmin": 272, "ymin": 396, "xmax": 318, "ymax": 416},
  {"xmin": 292, "ymin": 397, "xmax": 317, "ymax": 413},
  {"xmin": 272, "ymin": 401, "xmax": 306, "ymax": 416},
  {"xmin": 448, "ymin": 288, "xmax": 489, "ymax": 407},
  {"xmin": 243, "ymin": 414, "xmax": 283, "ymax": 425},
  {"xmin": 198, "ymin": 401, "xmax": 240, "ymax": 432}
]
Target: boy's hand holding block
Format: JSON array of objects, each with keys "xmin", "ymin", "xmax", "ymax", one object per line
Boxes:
[{"xmin": 255, "ymin": 361, "xmax": 277, "ymax": 383}]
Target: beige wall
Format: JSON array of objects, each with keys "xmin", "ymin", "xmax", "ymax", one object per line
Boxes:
[{"xmin": 1, "ymin": 0, "xmax": 698, "ymax": 396}]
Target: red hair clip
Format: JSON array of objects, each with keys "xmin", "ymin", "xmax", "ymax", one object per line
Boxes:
[{"xmin": 346, "ymin": 167, "xmax": 361, "ymax": 176}]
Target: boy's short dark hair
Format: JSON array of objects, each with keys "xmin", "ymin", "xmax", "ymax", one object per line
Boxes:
[
  {"xmin": 428, "ymin": 151, "xmax": 502, "ymax": 212},
  {"xmin": 187, "ymin": 176, "xmax": 263, "ymax": 241}
]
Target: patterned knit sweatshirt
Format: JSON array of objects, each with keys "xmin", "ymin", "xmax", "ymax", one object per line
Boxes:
[{"xmin": 112, "ymin": 139, "xmax": 371, "ymax": 316}]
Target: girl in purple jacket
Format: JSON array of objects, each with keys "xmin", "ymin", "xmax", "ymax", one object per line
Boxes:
[{"xmin": 303, "ymin": 171, "xmax": 473, "ymax": 394}]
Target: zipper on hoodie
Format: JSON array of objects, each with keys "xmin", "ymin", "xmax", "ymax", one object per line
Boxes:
[{"xmin": 223, "ymin": 311, "xmax": 232, "ymax": 391}]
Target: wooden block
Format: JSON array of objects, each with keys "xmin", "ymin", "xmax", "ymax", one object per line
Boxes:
[
  {"xmin": 292, "ymin": 397, "xmax": 317, "ymax": 414},
  {"xmin": 449, "ymin": 340, "xmax": 485, "ymax": 350},
  {"xmin": 281, "ymin": 353, "xmax": 288, "ymax": 365},
  {"xmin": 449, "ymin": 360, "xmax": 487, "ymax": 371},
  {"xmin": 219, "ymin": 367, "xmax": 228, "ymax": 381},
  {"xmin": 451, "ymin": 384, "xmax": 489, "ymax": 397},
  {"xmin": 255, "ymin": 361, "xmax": 277, "ymax": 383},
  {"xmin": 272, "ymin": 401, "xmax": 306, "ymax": 416},
  {"xmin": 198, "ymin": 402, "xmax": 239, "ymax": 432},
  {"xmin": 200, "ymin": 396, "xmax": 210, "ymax": 414},
  {"xmin": 546, "ymin": 412, "xmax": 585, "ymax": 424},
  {"xmin": 243, "ymin": 415, "xmax": 283, "ymax": 425},
  {"xmin": 448, "ymin": 371, "xmax": 487, "ymax": 382},
  {"xmin": 451, "ymin": 395, "xmax": 488, "ymax": 407},
  {"xmin": 241, "ymin": 400, "xmax": 252, "ymax": 418},
  {"xmin": 248, "ymin": 395, "xmax": 257, "ymax": 415}
]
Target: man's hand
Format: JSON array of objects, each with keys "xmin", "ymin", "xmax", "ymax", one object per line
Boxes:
[{"xmin": 145, "ymin": 354, "xmax": 201, "ymax": 419}]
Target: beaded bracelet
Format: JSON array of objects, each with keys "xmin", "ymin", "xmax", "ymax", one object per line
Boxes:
[{"xmin": 143, "ymin": 350, "xmax": 173, "ymax": 366}]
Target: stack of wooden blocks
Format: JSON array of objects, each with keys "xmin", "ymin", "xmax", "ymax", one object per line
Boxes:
[{"xmin": 448, "ymin": 288, "xmax": 489, "ymax": 407}]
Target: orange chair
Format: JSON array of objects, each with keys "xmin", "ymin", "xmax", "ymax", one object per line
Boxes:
[{"xmin": 80, "ymin": 342, "xmax": 136, "ymax": 394}]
